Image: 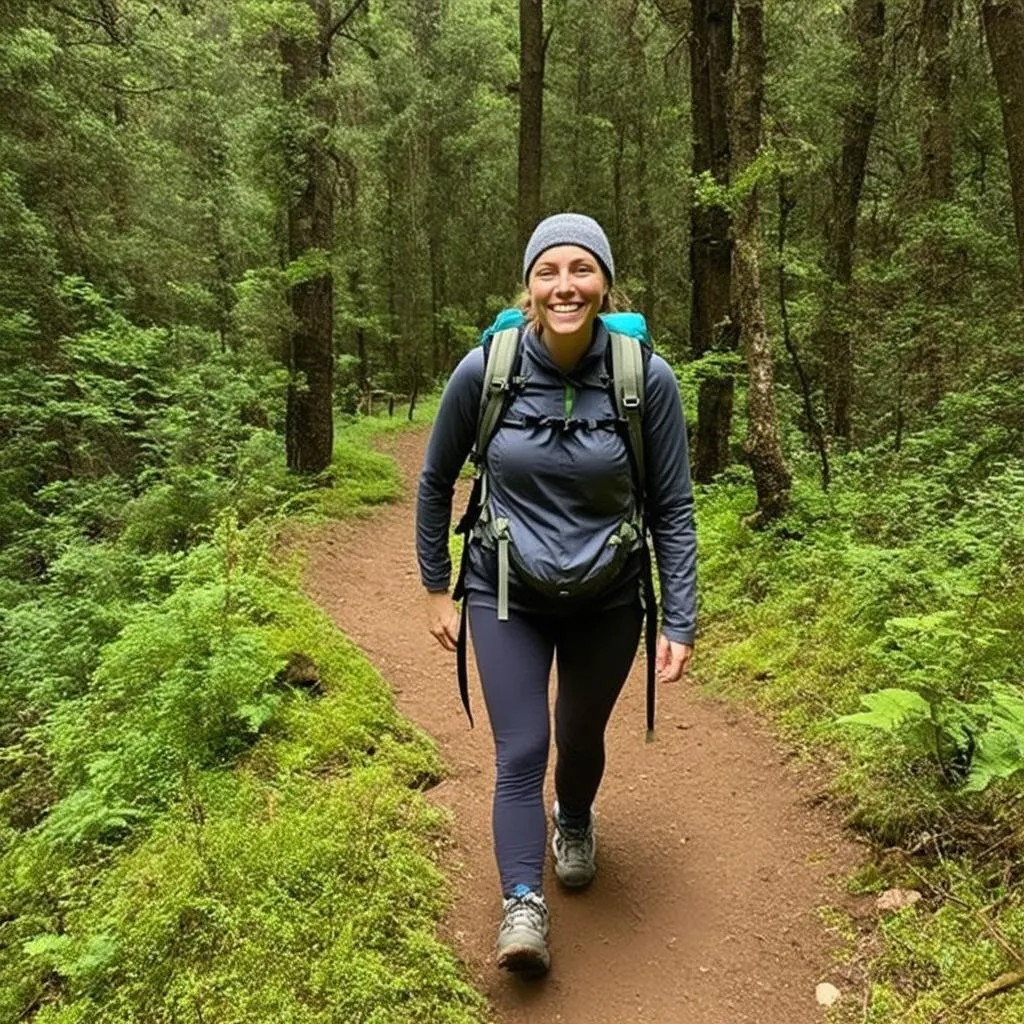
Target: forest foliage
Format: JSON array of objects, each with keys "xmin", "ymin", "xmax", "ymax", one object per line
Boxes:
[{"xmin": 1, "ymin": 0, "xmax": 1024, "ymax": 1020}]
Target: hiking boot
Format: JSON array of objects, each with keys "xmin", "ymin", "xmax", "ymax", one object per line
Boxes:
[
  {"xmin": 551, "ymin": 801, "xmax": 596, "ymax": 888},
  {"xmin": 496, "ymin": 885, "xmax": 550, "ymax": 974}
]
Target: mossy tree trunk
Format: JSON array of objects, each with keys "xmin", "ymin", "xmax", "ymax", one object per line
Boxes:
[
  {"xmin": 734, "ymin": 0, "xmax": 791, "ymax": 524},
  {"xmin": 816, "ymin": 0, "xmax": 885, "ymax": 442},
  {"xmin": 689, "ymin": 0, "xmax": 736, "ymax": 481}
]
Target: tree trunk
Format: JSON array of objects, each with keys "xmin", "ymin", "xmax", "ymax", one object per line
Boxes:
[
  {"xmin": 623, "ymin": 3, "xmax": 656, "ymax": 325},
  {"xmin": 920, "ymin": 0, "xmax": 955, "ymax": 201},
  {"xmin": 384, "ymin": 156, "xmax": 400, "ymax": 382},
  {"xmin": 281, "ymin": 0, "xmax": 335, "ymax": 474},
  {"xmin": 734, "ymin": 0, "xmax": 791, "ymax": 524},
  {"xmin": 818, "ymin": 0, "xmax": 885, "ymax": 441},
  {"xmin": 636, "ymin": 115, "xmax": 658, "ymax": 327},
  {"xmin": 419, "ymin": 0, "xmax": 445, "ymax": 378},
  {"xmin": 778, "ymin": 177, "xmax": 830, "ymax": 490},
  {"xmin": 915, "ymin": 0, "xmax": 956, "ymax": 409},
  {"xmin": 518, "ymin": 0, "xmax": 544, "ymax": 252},
  {"xmin": 982, "ymin": 0, "xmax": 1024, "ymax": 289},
  {"xmin": 427, "ymin": 119, "xmax": 446, "ymax": 377},
  {"xmin": 689, "ymin": 0, "xmax": 736, "ymax": 481}
]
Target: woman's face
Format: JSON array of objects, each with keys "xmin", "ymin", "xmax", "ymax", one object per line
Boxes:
[{"xmin": 527, "ymin": 245, "xmax": 608, "ymax": 345}]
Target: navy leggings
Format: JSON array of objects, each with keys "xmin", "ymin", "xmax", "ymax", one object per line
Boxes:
[{"xmin": 468, "ymin": 596, "xmax": 644, "ymax": 897}]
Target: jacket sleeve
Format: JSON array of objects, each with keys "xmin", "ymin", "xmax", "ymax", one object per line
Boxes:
[
  {"xmin": 415, "ymin": 347, "xmax": 485, "ymax": 592},
  {"xmin": 641, "ymin": 354, "xmax": 697, "ymax": 645}
]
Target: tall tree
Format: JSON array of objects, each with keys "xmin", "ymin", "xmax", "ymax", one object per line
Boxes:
[
  {"xmin": 689, "ymin": 0, "xmax": 736, "ymax": 481},
  {"xmin": 734, "ymin": 0, "xmax": 790, "ymax": 523},
  {"xmin": 920, "ymin": 0, "xmax": 955, "ymax": 201},
  {"xmin": 518, "ymin": 0, "xmax": 544, "ymax": 250},
  {"xmin": 981, "ymin": 0, "xmax": 1024, "ymax": 289},
  {"xmin": 279, "ymin": 0, "xmax": 363, "ymax": 473},
  {"xmin": 817, "ymin": 0, "xmax": 885, "ymax": 441}
]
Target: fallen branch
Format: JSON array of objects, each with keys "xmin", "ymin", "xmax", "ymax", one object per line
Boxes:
[
  {"xmin": 904, "ymin": 863, "xmax": 1024, "ymax": 967},
  {"xmin": 958, "ymin": 969, "xmax": 1024, "ymax": 1011},
  {"xmin": 931, "ymin": 969, "xmax": 1024, "ymax": 1022}
]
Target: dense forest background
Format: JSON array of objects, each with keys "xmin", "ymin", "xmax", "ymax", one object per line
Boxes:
[{"xmin": 2, "ymin": 0, "xmax": 1024, "ymax": 1020}]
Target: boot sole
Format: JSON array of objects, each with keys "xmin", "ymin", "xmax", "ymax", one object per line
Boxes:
[
  {"xmin": 553, "ymin": 861, "xmax": 595, "ymax": 888},
  {"xmin": 496, "ymin": 942, "xmax": 550, "ymax": 975}
]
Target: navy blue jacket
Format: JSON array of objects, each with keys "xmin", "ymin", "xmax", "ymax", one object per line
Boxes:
[{"xmin": 416, "ymin": 323, "xmax": 697, "ymax": 645}]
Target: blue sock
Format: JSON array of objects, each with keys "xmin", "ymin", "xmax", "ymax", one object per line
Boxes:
[{"xmin": 510, "ymin": 883, "xmax": 540, "ymax": 900}]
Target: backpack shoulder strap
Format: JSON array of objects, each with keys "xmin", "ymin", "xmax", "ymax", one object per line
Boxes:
[
  {"xmin": 475, "ymin": 326, "xmax": 522, "ymax": 459},
  {"xmin": 608, "ymin": 329, "xmax": 658, "ymax": 743},
  {"xmin": 454, "ymin": 323, "xmax": 523, "ymax": 730},
  {"xmin": 608, "ymin": 330, "xmax": 648, "ymax": 498}
]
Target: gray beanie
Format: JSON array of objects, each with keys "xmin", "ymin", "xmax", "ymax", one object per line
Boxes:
[{"xmin": 522, "ymin": 213, "xmax": 615, "ymax": 283}]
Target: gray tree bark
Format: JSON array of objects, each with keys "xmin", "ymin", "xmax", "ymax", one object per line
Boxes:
[{"xmin": 734, "ymin": 0, "xmax": 791, "ymax": 524}]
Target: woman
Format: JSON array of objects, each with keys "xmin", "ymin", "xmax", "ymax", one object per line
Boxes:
[{"xmin": 416, "ymin": 213, "xmax": 696, "ymax": 974}]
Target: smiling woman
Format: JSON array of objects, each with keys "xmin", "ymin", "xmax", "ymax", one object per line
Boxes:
[
  {"xmin": 525, "ymin": 246, "xmax": 608, "ymax": 368},
  {"xmin": 416, "ymin": 212, "xmax": 697, "ymax": 976}
]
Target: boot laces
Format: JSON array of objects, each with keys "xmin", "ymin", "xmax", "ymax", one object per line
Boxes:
[{"xmin": 500, "ymin": 890, "xmax": 547, "ymax": 935}]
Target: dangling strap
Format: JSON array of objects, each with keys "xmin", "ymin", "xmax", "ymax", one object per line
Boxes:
[
  {"xmin": 452, "ymin": 326, "xmax": 524, "ymax": 728},
  {"xmin": 455, "ymin": 598, "xmax": 473, "ymax": 727},
  {"xmin": 642, "ymin": 536, "xmax": 658, "ymax": 743},
  {"xmin": 608, "ymin": 331, "xmax": 656, "ymax": 738},
  {"xmin": 452, "ymin": 485, "xmax": 477, "ymax": 728}
]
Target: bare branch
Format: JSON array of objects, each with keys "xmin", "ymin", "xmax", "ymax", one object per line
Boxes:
[
  {"xmin": 338, "ymin": 30, "xmax": 379, "ymax": 60},
  {"xmin": 542, "ymin": 22, "xmax": 556, "ymax": 58},
  {"xmin": 49, "ymin": 3, "xmax": 110, "ymax": 32},
  {"xmin": 325, "ymin": 0, "xmax": 370, "ymax": 48}
]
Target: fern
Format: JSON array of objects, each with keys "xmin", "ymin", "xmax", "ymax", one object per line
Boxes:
[
  {"xmin": 965, "ymin": 687, "xmax": 1024, "ymax": 792},
  {"xmin": 837, "ymin": 687, "xmax": 934, "ymax": 732}
]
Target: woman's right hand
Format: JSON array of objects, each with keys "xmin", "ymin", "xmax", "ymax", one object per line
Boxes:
[{"xmin": 426, "ymin": 591, "xmax": 460, "ymax": 652}]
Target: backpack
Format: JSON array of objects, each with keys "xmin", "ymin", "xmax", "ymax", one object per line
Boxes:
[{"xmin": 451, "ymin": 309, "xmax": 660, "ymax": 740}]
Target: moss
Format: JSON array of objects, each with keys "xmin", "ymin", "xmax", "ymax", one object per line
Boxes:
[{"xmin": 1, "ymin": 409, "xmax": 486, "ymax": 1024}]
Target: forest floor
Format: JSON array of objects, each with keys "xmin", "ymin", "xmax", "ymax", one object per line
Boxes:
[{"xmin": 303, "ymin": 427, "xmax": 872, "ymax": 1024}]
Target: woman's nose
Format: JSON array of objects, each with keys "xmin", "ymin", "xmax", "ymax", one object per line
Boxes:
[{"xmin": 554, "ymin": 270, "xmax": 574, "ymax": 294}]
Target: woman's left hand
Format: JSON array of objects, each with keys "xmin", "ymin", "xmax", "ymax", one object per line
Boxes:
[{"xmin": 655, "ymin": 634, "xmax": 693, "ymax": 683}]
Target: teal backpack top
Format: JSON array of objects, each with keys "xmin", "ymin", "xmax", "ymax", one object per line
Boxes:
[
  {"xmin": 453, "ymin": 308, "xmax": 661, "ymax": 740},
  {"xmin": 479, "ymin": 308, "xmax": 651, "ymax": 347},
  {"xmin": 475, "ymin": 308, "xmax": 652, "ymax": 498}
]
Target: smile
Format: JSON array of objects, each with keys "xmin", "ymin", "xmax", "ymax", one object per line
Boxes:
[{"xmin": 550, "ymin": 303, "xmax": 584, "ymax": 313}]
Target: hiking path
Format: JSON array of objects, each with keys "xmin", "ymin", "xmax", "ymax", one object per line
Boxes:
[{"xmin": 302, "ymin": 427, "xmax": 867, "ymax": 1024}]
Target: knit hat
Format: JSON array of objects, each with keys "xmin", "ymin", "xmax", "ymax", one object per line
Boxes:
[{"xmin": 522, "ymin": 213, "xmax": 615, "ymax": 284}]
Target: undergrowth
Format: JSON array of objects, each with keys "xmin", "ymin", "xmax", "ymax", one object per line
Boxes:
[
  {"xmin": 696, "ymin": 380, "xmax": 1024, "ymax": 1021},
  {"xmin": 0, "ymin": 345, "xmax": 483, "ymax": 1023}
]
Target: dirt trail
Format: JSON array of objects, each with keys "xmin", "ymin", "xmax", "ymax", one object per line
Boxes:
[{"xmin": 303, "ymin": 428, "xmax": 866, "ymax": 1024}]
